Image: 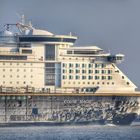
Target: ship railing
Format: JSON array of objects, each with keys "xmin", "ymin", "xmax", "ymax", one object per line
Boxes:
[
  {"xmin": 0, "ymin": 51, "xmax": 20, "ymax": 55},
  {"xmin": 0, "ymin": 36, "xmax": 17, "ymax": 43},
  {"xmin": 0, "ymin": 86, "xmax": 98, "ymax": 94}
]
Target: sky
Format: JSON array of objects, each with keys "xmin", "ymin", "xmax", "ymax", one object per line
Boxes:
[{"xmin": 0, "ymin": 0, "xmax": 140, "ymax": 88}]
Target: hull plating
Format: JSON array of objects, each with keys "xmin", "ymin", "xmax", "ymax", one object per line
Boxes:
[{"xmin": 0, "ymin": 95, "xmax": 139, "ymax": 125}]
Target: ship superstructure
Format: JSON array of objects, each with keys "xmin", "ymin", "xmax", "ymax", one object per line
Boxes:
[{"xmin": 0, "ymin": 17, "xmax": 139, "ymax": 125}]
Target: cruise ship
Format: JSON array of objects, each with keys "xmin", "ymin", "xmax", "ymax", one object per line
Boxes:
[{"xmin": 0, "ymin": 16, "xmax": 140, "ymax": 125}]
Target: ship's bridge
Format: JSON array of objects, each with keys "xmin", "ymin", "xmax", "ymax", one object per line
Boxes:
[
  {"xmin": 18, "ymin": 35, "xmax": 77, "ymax": 45},
  {"xmin": 66, "ymin": 46, "xmax": 106, "ymax": 56}
]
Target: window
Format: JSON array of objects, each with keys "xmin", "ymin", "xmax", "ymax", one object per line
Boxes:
[
  {"xmin": 89, "ymin": 70, "xmax": 93, "ymax": 74},
  {"xmin": 108, "ymin": 76, "xmax": 112, "ymax": 80},
  {"xmin": 73, "ymin": 50, "xmax": 99, "ymax": 55},
  {"xmin": 88, "ymin": 76, "xmax": 93, "ymax": 80},
  {"xmin": 17, "ymin": 82, "xmax": 19, "ymax": 84},
  {"xmin": 89, "ymin": 64, "xmax": 92, "ymax": 68},
  {"xmin": 10, "ymin": 69, "xmax": 12, "ymax": 72},
  {"xmin": 82, "ymin": 70, "xmax": 86, "ymax": 73},
  {"xmin": 95, "ymin": 63, "xmax": 99, "ymax": 68},
  {"xmin": 108, "ymin": 70, "xmax": 112, "ymax": 74},
  {"xmin": 102, "ymin": 64, "xmax": 106, "ymax": 68},
  {"xmin": 3, "ymin": 69, "xmax": 5, "ymax": 72},
  {"xmin": 127, "ymin": 82, "xmax": 129, "ymax": 85},
  {"xmin": 76, "ymin": 75, "xmax": 80, "ymax": 80},
  {"xmin": 102, "ymin": 76, "xmax": 106, "ymax": 80},
  {"xmin": 82, "ymin": 76, "xmax": 86, "ymax": 79},
  {"xmin": 63, "ymin": 69, "xmax": 67, "ymax": 73},
  {"xmin": 23, "ymin": 81, "xmax": 26, "ymax": 84},
  {"xmin": 69, "ymin": 69, "xmax": 73, "ymax": 73},
  {"xmin": 63, "ymin": 63, "xmax": 67, "ymax": 67},
  {"xmin": 31, "ymin": 75, "xmax": 33, "ymax": 78},
  {"xmin": 76, "ymin": 69, "xmax": 80, "ymax": 73},
  {"xmin": 24, "ymin": 69, "xmax": 26, "ymax": 72},
  {"xmin": 17, "ymin": 69, "xmax": 19, "ymax": 72},
  {"xmin": 69, "ymin": 75, "xmax": 73, "ymax": 79},
  {"xmin": 67, "ymin": 51, "xmax": 72, "ymax": 54},
  {"xmin": 102, "ymin": 70, "xmax": 106, "ymax": 74},
  {"xmin": 75, "ymin": 63, "xmax": 80, "ymax": 67},
  {"xmin": 22, "ymin": 49, "xmax": 32, "ymax": 54},
  {"xmin": 24, "ymin": 75, "xmax": 26, "ymax": 78},
  {"xmin": 63, "ymin": 75, "xmax": 67, "ymax": 79},
  {"xmin": 3, "ymin": 75, "xmax": 5, "ymax": 78},
  {"xmin": 69, "ymin": 63, "xmax": 73, "ymax": 67},
  {"xmin": 17, "ymin": 75, "xmax": 19, "ymax": 78},
  {"xmin": 10, "ymin": 75, "xmax": 12, "ymax": 78},
  {"xmin": 95, "ymin": 70, "xmax": 99, "ymax": 74},
  {"xmin": 45, "ymin": 63, "xmax": 55, "ymax": 86},
  {"xmin": 82, "ymin": 64, "xmax": 86, "ymax": 68},
  {"xmin": 45, "ymin": 45, "xmax": 55, "ymax": 60},
  {"xmin": 0, "ymin": 56, "xmax": 27, "ymax": 60},
  {"xmin": 95, "ymin": 76, "xmax": 100, "ymax": 80},
  {"xmin": 10, "ymin": 63, "xmax": 12, "ymax": 65}
]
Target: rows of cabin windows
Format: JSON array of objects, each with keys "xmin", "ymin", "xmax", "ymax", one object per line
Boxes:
[
  {"xmin": 1, "ymin": 69, "xmax": 33, "ymax": 72},
  {"xmin": 1, "ymin": 75, "xmax": 33, "ymax": 78},
  {"xmin": 63, "ymin": 81, "xmax": 114, "ymax": 85},
  {"xmin": 63, "ymin": 75, "xmax": 112, "ymax": 80},
  {"xmin": 0, "ymin": 62, "xmax": 33, "ymax": 66},
  {"xmin": 62, "ymin": 63, "xmax": 106, "ymax": 68},
  {"xmin": 1, "ymin": 81, "xmax": 33, "ymax": 85},
  {"xmin": 63, "ymin": 69, "xmax": 112, "ymax": 74}
]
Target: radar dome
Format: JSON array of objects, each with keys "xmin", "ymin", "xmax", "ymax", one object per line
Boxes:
[{"xmin": 3, "ymin": 30, "xmax": 13, "ymax": 36}]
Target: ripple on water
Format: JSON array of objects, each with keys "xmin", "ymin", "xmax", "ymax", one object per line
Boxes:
[{"xmin": 0, "ymin": 125, "xmax": 140, "ymax": 140}]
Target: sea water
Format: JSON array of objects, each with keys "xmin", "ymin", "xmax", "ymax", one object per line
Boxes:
[{"xmin": 0, "ymin": 125, "xmax": 140, "ymax": 140}]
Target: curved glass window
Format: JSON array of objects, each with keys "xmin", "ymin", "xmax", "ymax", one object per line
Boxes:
[{"xmin": 19, "ymin": 36, "xmax": 76, "ymax": 43}]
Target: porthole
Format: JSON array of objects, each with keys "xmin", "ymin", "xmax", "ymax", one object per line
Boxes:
[{"xmin": 127, "ymin": 82, "xmax": 129, "ymax": 85}]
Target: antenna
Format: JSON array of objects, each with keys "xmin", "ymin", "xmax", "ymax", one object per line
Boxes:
[
  {"xmin": 21, "ymin": 14, "xmax": 25, "ymax": 25},
  {"xmin": 16, "ymin": 13, "xmax": 25, "ymax": 25},
  {"xmin": 69, "ymin": 32, "xmax": 72, "ymax": 36}
]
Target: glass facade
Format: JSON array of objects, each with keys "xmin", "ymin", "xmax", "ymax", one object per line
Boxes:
[
  {"xmin": 19, "ymin": 36, "xmax": 76, "ymax": 43},
  {"xmin": 0, "ymin": 56, "xmax": 27, "ymax": 60},
  {"xmin": 45, "ymin": 63, "xmax": 55, "ymax": 85},
  {"xmin": 45, "ymin": 45, "xmax": 55, "ymax": 60}
]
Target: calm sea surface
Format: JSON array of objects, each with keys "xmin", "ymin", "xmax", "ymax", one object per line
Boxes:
[{"xmin": 0, "ymin": 125, "xmax": 140, "ymax": 140}]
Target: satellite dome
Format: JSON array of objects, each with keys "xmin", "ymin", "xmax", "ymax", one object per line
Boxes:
[{"xmin": 3, "ymin": 30, "xmax": 13, "ymax": 36}]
